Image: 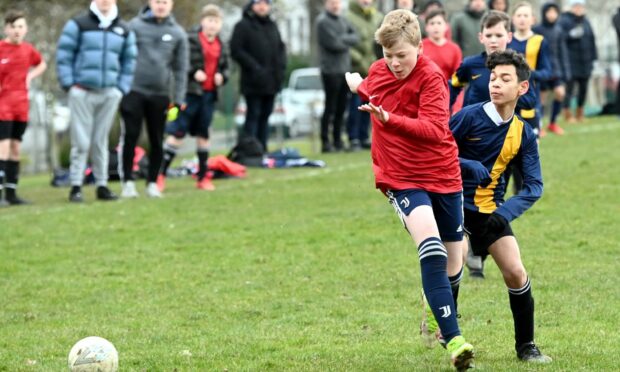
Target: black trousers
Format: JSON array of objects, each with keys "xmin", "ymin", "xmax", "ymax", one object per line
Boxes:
[
  {"xmin": 119, "ymin": 91, "xmax": 170, "ymax": 182},
  {"xmin": 243, "ymin": 94, "xmax": 275, "ymax": 151},
  {"xmin": 320, "ymin": 73, "xmax": 348, "ymax": 148},
  {"xmin": 564, "ymin": 77, "xmax": 589, "ymax": 108}
]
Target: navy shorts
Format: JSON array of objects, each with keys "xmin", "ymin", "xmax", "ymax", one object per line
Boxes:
[
  {"xmin": 166, "ymin": 92, "xmax": 216, "ymax": 139},
  {"xmin": 0, "ymin": 121, "xmax": 27, "ymax": 141},
  {"xmin": 540, "ymin": 78, "xmax": 564, "ymax": 91},
  {"xmin": 386, "ymin": 189, "xmax": 464, "ymax": 242},
  {"xmin": 463, "ymin": 209, "xmax": 514, "ymax": 259}
]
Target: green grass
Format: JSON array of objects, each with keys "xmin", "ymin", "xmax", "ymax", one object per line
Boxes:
[{"xmin": 1, "ymin": 117, "xmax": 620, "ymax": 371}]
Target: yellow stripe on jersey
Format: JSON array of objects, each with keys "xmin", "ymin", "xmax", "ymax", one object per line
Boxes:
[
  {"xmin": 474, "ymin": 117, "xmax": 525, "ymax": 213},
  {"xmin": 451, "ymin": 72, "xmax": 466, "ymax": 88},
  {"xmin": 525, "ymin": 34, "xmax": 544, "ymax": 70}
]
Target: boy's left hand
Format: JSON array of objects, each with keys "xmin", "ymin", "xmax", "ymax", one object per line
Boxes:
[
  {"xmin": 214, "ymin": 73, "xmax": 224, "ymax": 86},
  {"xmin": 359, "ymin": 102, "xmax": 389, "ymax": 123}
]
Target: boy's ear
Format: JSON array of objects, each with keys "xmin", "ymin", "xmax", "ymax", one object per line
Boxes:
[
  {"xmin": 506, "ymin": 31, "xmax": 513, "ymax": 43},
  {"xmin": 518, "ymin": 79, "xmax": 529, "ymax": 97},
  {"xmin": 478, "ymin": 32, "xmax": 483, "ymax": 44}
]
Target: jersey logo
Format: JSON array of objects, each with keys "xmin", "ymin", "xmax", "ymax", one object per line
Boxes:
[
  {"xmin": 369, "ymin": 95, "xmax": 378, "ymax": 101},
  {"xmin": 400, "ymin": 197, "xmax": 410, "ymax": 209},
  {"xmin": 471, "ymin": 74, "xmax": 482, "ymax": 80},
  {"xmin": 0, "ymin": 58, "xmax": 9, "ymax": 64},
  {"xmin": 439, "ymin": 305, "xmax": 452, "ymax": 318}
]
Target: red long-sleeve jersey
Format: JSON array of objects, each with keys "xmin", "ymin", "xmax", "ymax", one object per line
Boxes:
[{"xmin": 358, "ymin": 55, "xmax": 462, "ymax": 194}]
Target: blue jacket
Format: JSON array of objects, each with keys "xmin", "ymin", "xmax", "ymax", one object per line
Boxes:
[
  {"xmin": 558, "ymin": 12, "xmax": 597, "ymax": 79},
  {"xmin": 450, "ymin": 102, "xmax": 543, "ymax": 222},
  {"xmin": 56, "ymin": 10, "xmax": 137, "ymax": 93}
]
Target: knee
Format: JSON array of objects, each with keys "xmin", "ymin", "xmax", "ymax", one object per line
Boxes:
[{"xmin": 502, "ymin": 265, "xmax": 527, "ymax": 289}]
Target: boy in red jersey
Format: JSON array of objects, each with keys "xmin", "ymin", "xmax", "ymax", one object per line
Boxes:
[
  {"xmin": 422, "ymin": 9, "xmax": 462, "ymax": 82},
  {"xmin": 346, "ymin": 10, "xmax": 473, "ymax": 371},
  {"xmin": 0, "ymin": 10, "xmax": 46, "ymax": 206}
]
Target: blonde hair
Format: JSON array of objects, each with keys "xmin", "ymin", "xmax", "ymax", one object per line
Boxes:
[
  {"xmin": 375, "ymin": 9, "xmax": 421, "ymax": 48},
  {"xmin": 511, "ymin": 1, "xmax": 532, "ymax": 16},
  {"xmin": 201, "ymin": 4, "xmax": 222, "ymax": 19}
]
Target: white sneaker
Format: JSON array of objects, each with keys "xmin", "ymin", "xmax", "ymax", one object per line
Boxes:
[
  {"xmin": 121, "ymin": 181, "xmax": 139, "ymax": 198},
  {"xmin": 145, "ymin": 182, "xmax": 162, "ymax": 198}
]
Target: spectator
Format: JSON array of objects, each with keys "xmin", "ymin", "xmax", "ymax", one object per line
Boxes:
[
  {"xmin": 347, "ymin": 0, "xmax": 384, "ymax": 151},
  {"xmin": 420, "ymin": 1, "xmax": 452, "ymax": 40},
  {"xmin": 230, "ymin": 0, "xmax": 286, "ymax": 153},
  {"xmin": 397, "ymin": 0, "xmax": 416, "ymax": 12},
  {"xmin": 614, "ymin": 8, "xmax": 620, "ymax": 115},
  {"xmin": 488, "ymin": 0, "xmax": 509, "ymax": 12},
  {"xmin": 119, "ymin": 0, "xmax": 188, "ymax": 198},
  {"xmin": 558, "ymin": 0, "xmax": 597, "ymax": 123},
  {"xmin": 316, "ymin": 0, "xmax": 359, "ymax": 153},
  {"xmin": 533, "ymin": 2, "xmax": 571, "ymax": 135},
  {"xmin": 451, "ymin": 0, "xmax": 487, "ymax": 57},
  {"xmin": 159, "ymin": 4, "xmax": 229, "ymax": 192},
  {"xmin": 422, "ymin": 9, "xmax": 462, "ymax": 82},
  {"xmin": 56, "ymin": 0, "xmax": 136, "ymax": 203},
  {"xmin": 0, "ymin": 10, "xmax": 46, "ymax": 206}
]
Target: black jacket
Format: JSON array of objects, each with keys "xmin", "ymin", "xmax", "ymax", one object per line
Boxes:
[
  {"xmin": 186, "ymin": 25, "xmax": 230, "ymax": 97},
  {"xmin": 613, "ymin": 8, "xmax": 620, "ymax": 63},
  {"xmin": 230, "ymin": 4, "xmax": 287, "ymax": 96},
  {"xmin": 558, "ymin": 11, "xmax": 597, "ymax": 79},
  {"xmin": 533, "ymin": 2, "xmax": 571, "ymax": 82}
]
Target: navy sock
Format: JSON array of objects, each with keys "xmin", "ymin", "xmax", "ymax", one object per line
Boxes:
[
  {"xmin": 551, "ymin": 99, "xmax": 562, "ymax": 124},
  {"xmin": 196, "ymin": 148, "xmax": 209, "ymax": 181},
  {"xmin": 0, "ymin": 159, "xmax": 6, "ymax": 199},
  {"xmin": 449, "ymin": 266, "xmax": 464, "ymax": 314},
  {"xmin": 508, "ymin": 277, "xmax": 535, "ymax": 349},
  {"xmin": 6, "ymin": 160, "xmax": 18, "ymax": 188},
  {"xmin": 161, "ymin": 143, "xmax": 178, "ymax": 176},
  {"xmin": 419, "ymin": 237, "xmax": 460, "ymax": 342}
]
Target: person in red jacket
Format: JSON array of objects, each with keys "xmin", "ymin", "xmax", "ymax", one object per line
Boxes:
[
  {"xmin": 0, "ymin": 10, "xmax": 46, "ymax": 206},
  {"xmin": 345, "ymin": 9, "xmax": 474, "ymax": 371}
]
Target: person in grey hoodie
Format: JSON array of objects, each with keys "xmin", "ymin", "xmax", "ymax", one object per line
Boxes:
[
  {"xmin": 119, "ymin": 0, "xmax": 188, "ymax": 198},
  {"xmin": 316, "ymin": 0, "xmax": 358, "ymax": 152}
]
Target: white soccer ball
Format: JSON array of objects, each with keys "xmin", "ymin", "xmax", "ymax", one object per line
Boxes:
[{"xmin": 67, "ymin": 336, "xmax": 118, "ymax": 372}]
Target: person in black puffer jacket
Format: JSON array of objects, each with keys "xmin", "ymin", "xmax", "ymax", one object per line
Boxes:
[
  {"xmin": 230, "ymin": 0, "xmax": 286, "ymax": 152},
  {"xmin": 558, "ymin": 0, "xmax": 597, "ymax": 123}
]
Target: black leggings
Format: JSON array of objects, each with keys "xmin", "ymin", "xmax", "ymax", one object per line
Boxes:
[
  {"xmin": 119, "ymin": 91, "xmax": 170, "ymax": 182},
  {"xmin": 320, "ymin": 73, "xmax": 348, "ymax": 147},
  {"xmin": 564, "ymin": 77, "xmax": 589, "ymax": 108}
]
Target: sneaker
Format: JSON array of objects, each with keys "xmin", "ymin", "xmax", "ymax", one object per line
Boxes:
[
  {"xmin": 517, "ymin": 342, "xmax": 552, "ymax": 363},
  {"xmin": 96, "ymin": 186, "xmax": 118, "ymax": 201},
  {"xmin": 420, "ymin": 293, "xmax": 444, "ymax": 348},
  {"xmin": 121, "ymin": 181, "xmax": 139, "ymax": 198},
  {"xmin": 447, "ymin": 336, "xmax": 475, "ymax": 371},
  {"xmin": 548, "ymin": 123, "xmax": 564, "ymax": 135},
  {"xmin": 466, "ymin": 249, "xmax": 485, "ymax": 279},
  {"xmin": 145, "ymin": 182, "xmax": 162, "ymax": 198},
  {"xmin": 69, "ymin": 186, "xmax": 84, "ymax": 203},
  {"xmin": 156, "ymin": 174, "xmax": 166, "ymax": 192},
  {"xmin": 196, "ymin": 178, "xmax": 215, "ymax": 191},
  {"xmin": 5, "ymin": 190, "xmax": 30, "ymax": 205},
  {"xmin": 348, "ymin": 139, "xmax": 362, "ymax": 152}
]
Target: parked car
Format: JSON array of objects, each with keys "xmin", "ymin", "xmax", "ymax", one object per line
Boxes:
[{"xmin": 235, "ymin": 67, "xmax": 325, "ymax": 138}]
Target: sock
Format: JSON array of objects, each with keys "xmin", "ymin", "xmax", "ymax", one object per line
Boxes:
[
  {"xmin": 0, "ymin": 159, "xmax": 6, "ymax": 200},
  {"xmin": 550, "ymin": 99, "xmax": 562, "ymax": 124},
  {"xmin": 508, "ymin": 277, "xmax": 535, "ymax": 349},
  {"xmin": 449, "ymin": 266, "xmax": 464, "ymax": 314},
  {"xmin": 5, "ymin": 160, "xmax": 19, "ymax": 198},
  {"xmin": 161, "ymin": 143, "xmax": 178, "ymax": 177},
  {"xmin": 419, "ymin": 237, "xmax": 461, "ymax": 343},
  {"xmin": 196, "ymin": 148, "xmax": 209, "ymax": 181}
]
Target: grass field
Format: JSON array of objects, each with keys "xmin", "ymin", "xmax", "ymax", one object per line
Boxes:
[{"xmin": 1, "ymin": 117, "xmax": 620, "ymax": 371}]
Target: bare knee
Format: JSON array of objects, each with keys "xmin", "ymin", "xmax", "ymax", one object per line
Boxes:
[{"xmin": 502, "ymin": 265, "xmax": 528, "ymax": 289}]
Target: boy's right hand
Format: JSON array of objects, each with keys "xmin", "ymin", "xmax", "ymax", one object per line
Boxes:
[
  {"xmin": 194, "ymin": 70, "xmax": 207, "ymax": 83},
  {"xmin": 345, "ymin": 72, "xmax": 362, "ymax": 93}
]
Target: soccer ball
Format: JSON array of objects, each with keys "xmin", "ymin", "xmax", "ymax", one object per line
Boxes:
[{"xmin": 67, "ymin": 336, "xmax": 118, "ymax": 372}]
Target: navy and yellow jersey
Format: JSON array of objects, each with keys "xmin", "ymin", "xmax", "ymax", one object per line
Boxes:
[
  {"xmin": 508, "ymin": 35, "xmax": 552, "ymax": 103},
  {"xmin": 449, "ymin": 52, "xmax": 538, "ymax": 120},
  {"xmin": 449, "ymin": 102, "xmax": 543, "ymax": 222}
]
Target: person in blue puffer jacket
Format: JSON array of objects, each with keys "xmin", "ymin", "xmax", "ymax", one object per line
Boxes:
[{"xmin": 56, "ymin": 0, "xmax": 137, "ymax": 203}]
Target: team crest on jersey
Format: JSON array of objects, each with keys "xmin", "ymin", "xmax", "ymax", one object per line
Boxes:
[
  {"xmin": 112, "ymin": 27, "xmax": 125, "ymax": 36},
  {"xmin": 162, "ymin": 34, "xmax": 173, "ymax": 42}
]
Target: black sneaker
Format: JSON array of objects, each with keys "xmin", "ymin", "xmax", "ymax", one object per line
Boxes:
[
  {"xmin": 5, "ymin": 189, "xmax": 30, "ymax": 205},
  {"xmin": 321, "ymin": 143, "xmax": 333, "ymax": 153},
  {"xmin": 96, "ymin": 186, "xmax": 118, "ymax": 201},
  {"xmin": 69, "ymin": 186, "xmax": 84, "ymax": 203},
  {"xmin": 517, "ymin": 342, "xmax": 552, "ymax": 363}
]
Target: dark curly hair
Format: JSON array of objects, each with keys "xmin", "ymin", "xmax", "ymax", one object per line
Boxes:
[
  {"xmin": 4, "ymin": 10, "xmax": 26, "ymax": 25},
  {"xmin": 486, "ymin": 49, "xmax": 531, "ymax": 82}
]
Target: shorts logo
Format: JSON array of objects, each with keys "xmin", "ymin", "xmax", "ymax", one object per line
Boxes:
[
  {"xmin": 400, "ymin": 197, "xmax": 410, "ymax": 209},
  {"xmin": 456, "ymin": 224, "xmax": 463, "ymax": 233},
  {"xmin": 439, "ymin": 305, "xmax": 452, "ymax": 318}
]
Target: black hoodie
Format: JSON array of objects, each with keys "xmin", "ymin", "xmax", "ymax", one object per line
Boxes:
[
  {"xmin": 558, "ymin": 10, "xmax": 597, "ymax": 79},
  {"xmin": 230, "ymin": 3, "xmax": 287, "ymax": 96},
  {"xmin": 533, "ymin": 2, "xmax": 571, "ymax": 82}
]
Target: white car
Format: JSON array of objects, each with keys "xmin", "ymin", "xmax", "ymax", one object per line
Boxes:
[{"xmin": 235, "ymin": 67, "xmax": 325, "ymax": 138}]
